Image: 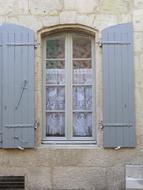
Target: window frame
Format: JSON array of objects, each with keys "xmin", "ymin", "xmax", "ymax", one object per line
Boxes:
[{"xmin": 42, "ymin": 31, "xmax": 96, "ymax": 144}]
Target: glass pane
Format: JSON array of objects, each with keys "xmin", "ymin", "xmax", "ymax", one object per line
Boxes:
[
  {"xmin": 46, "ymin": 113, "xmax": 65, "ymax": 136},
  {"xmin": 73, "ymin": 60, "xmax": 91, "ymax": 69},
  {"xmin": 73, "ymin": 68, "xmax": 92, "ymax": 84},
  {"xmin": 46, "ymin": 60, "xmax": 65, "ymax": 69},
  {"xmin": 73, "ymin": 34, "xmax": 91, "ymax": 58},
  {"xmin": 46, "ymin": 36, "xmax": 65, "ymax": 59},
  {"xmin": 46, "ymin": 87, "xmax": 65, "ymax": 110},
  {"xmin": 73, "ymin": 113, "xmax": 92, "ymax": 137},
  {"xmin": 73, "ymin": 86, "xmax": 92, "ymax": 110},
  {"xmin": 46, "ymin": 69, "xmax": 65, "ymax": 84}
]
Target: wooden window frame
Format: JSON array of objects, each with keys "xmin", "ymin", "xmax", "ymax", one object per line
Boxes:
[{"xmin": 42, "ymin": 31, "xmax": 96, "ymax": 144}]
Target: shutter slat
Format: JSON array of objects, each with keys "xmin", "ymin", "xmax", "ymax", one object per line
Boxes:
[
  {"xmin": 102, "ymin": 23, "xmax": 135, "ymax": 148},
  {"xmin": 1, "ymin": 24, "xmax": 35, "ymax": 148}
]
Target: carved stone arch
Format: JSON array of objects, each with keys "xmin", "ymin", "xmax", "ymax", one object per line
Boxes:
[{"xmin": 38, "ymin": 24, "xmax": 98, "ymax": 39}]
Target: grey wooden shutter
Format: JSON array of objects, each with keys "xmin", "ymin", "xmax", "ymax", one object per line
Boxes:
[
  {"xmin": 1, "ymin": 23, "xmax": 35, "ymax": 148},
  {"xmin": 0, "ymin": 33, "xmax": 2, "ymax": 147},
  {"xmin": 102, "ymin": 23, "xmax": 135, "ymax": 148}
]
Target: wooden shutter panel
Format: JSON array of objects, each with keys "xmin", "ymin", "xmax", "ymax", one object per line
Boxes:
[
  {"xmin": 1, "ymin": 24, "xmax": 35, "ymax": 148},
  {"xmin": 0, "ymin": 33, "xmax": 2, "ymax": 147},
  {"xmin": 102, "ymin": 23, "xmax": 135, "ymax": 148}
]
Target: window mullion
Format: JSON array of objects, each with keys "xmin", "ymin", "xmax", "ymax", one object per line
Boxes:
[{"xmin": 65, "ymin": 33, "xmax": 73, "ymax": 140}]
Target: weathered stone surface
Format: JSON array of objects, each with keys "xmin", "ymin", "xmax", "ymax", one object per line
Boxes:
[
  {"xmin": 60, "ymin": 11, "xmax": 77, "ymax": 24},
  {"xmin": 29, "ymin": 0, "xmax": 63, "ymax": 15},
  {"xmin": 18, "ymin": 15, "xmax": 43, "ymax": 30},
  {"xmin": 27, "ymin": 167, "xmax": 52, "ymax": 190},
  {"xmin": 76, "ymin": 14, "xmax": 95, "ymax": 27},
  {"xmin": 134, "ymin": 0, "xmax": 143, "ymax": 9},
  {"xmin": 100, "ymin": 0, "xmax": 130, "ymax": 14},
  {"xmin": 94, "ymin": 14, "xmax": 117, "ymax": 30},
  {"xmin": 53, "ymin": 167, "xmax": 106, "ymax": 190},
  {"xmin": 0, "ymin": 0, "xmax": 28, "ymax": 15},
  {"xmin": 41, "ymin": 16, "xmax": 59, "ymax": 27},
  {"xmin": 64, "ymin": 0, "xmax": 100, "ymax": 13},
  {"xmin": 134, "ymin": 32, "xmax": 143, "ymax": 52},
  {"xmin": 106, "ymin": 166, "xmax": 125, "ymax": 190},
  {"xmin": 133, "ymin": 10, "xmax": 143, "ymax": 31}
]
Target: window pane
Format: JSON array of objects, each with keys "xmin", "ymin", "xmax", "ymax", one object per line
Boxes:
[
  {"xmin": 73, "ymin": 113, "xmax": 92, "ymax": 137},
  {"xmin": 46, "ymin": 36, "xmax": 65, "ymax": 59},
  {"xmin": 46, "ymin": 60, "xmax": 65, "ymax": 69},
  {"xmin": 73, "ymin": 60, "xmax": 91, "ymax": 69},
  {"xmin": 46, "ymin": 69, "xmax": 65, "ymax": 84},
  {"xmin": 73, "ymin": 66, "xmax": 92, "ymax": 84},
  {"xmin": 46, "ymin": 87, "xmax": 65, "ymax": 110},
  {"xmin": 73, "ymin": 34, "xmax": 91, "ymax": 58},
  {"xmin": 73, "ymin": 86, "xmax": 92, "ymax": 110},
  {"xmin": 46, "ymin": 113, "xmax": 65, "ymax": 136}
]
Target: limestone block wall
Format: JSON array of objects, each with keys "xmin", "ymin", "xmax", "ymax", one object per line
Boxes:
[{"xmin": 0, "ymin": 0, "xmax": 143, "ymax": 190}]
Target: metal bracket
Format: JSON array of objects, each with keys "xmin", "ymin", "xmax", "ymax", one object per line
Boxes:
[
  {"xmin": 98, "ymin": 41, "xmax": 131, "ymax": 47},
  {"xmin": 18, "ymin": 146, "xmax": 24, "ymax": 150},
  {"xmin": 96, "ymin": 41, "xmax": 102, "ymax": 47},
  {"xmin": 114, "ymin": 146, "xmax": 121, "ymax": 150},
  {"xmin": 34, "ymin": 120, "xmax": 39, "ymax": 129},
  {"xmin": 98, "ymin": 120, "xmax": 104, "ymax": 129}
]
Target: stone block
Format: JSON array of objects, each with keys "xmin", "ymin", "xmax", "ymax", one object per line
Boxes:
[
  {"xmin": 100, "ymin": 0, "xmax": 130, "ymax": 14},
  {"xmin": 27, "ymin": 167, "xmax": 52, "ymax": 190},
  {"xmin": 94, "ymin": 14, "xmax": 117, "ymax": 30},
  {"xmin": 29, "ymin": 0, "xmax": 63, "ymax": 15},
  {"xmin": 134, "ymin": 32, "xmax": 143, "ymax": 52},
  {"xmin": 53, "ymin": 167, "xmax": 106, "ymax": 190},
  {"xmin": 133, "ymin": 10, "xmax": 143, "ymax": 31},
  {"xmin": 64, "ymin": 0, "xmax": 100, "ymax": 13},
  {"xmin": 76, "ymin": 14, "xmax": 95, "ymax": 27},
  {"xmin": 18, "ymin": 15, "xmax": 43, "ymax": 31},
  {"xmin": 134, "ymin": 0, "xmax": 143, "ymax": 9},
  {"xmin": 41, "ymin": 16, "xmax": 59, "ymax": 27},
  {"xmin": 0, "ymin": 0, "xmax": 28, "ymax": 15},
  {"xmin": 60, "ymin": 11, "xmax": 77, "ymax": 24},
  {"xmin": 106, "ymin": 166, "xmax": 125, "ymax": 190}
]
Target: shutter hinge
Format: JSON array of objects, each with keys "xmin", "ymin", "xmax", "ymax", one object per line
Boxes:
[
  {"xmin": 34, "ymin": 44, "xmax": 37, "ymax": 49},
  {"xmin": 98, "ymin": 41, "xmax": 131, "ymax": 47},
  {"xmin": 99, "ymin": 120, "xmax": 104, "ymax": 129},
  {"xmin": 34, "ymin": 40, "xmax": 37, "ymax": 49},
  {"xmin": 96, "ymin": 41, "xmax": 102, "ymax": 47},
  {"xmin": 34, "ymin": 120, "xmax": 39, "ymax": 129}
]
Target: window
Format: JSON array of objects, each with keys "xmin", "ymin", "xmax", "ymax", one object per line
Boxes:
[{"xmin": 42, "ymin": 31, "xmax": 96, "ymax": 143}]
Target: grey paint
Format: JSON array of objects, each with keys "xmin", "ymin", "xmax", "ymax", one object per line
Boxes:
[
  {"xmin": 0, "ymin": 24, "xmax": 35, "ymax": 148},
  {"xmin": 102, "ymin": 23, "xmax": 135, "ymax": 148},
  {"xmin": 0, "ymin": 33, "xmax": 3, "ymax": 147}
]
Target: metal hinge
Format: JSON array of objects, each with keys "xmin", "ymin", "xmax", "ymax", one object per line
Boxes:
[
  {"xmin": 34, "ymin": 120, "xmax": 39, "ymax": 129},
  {"xmin": 99, "ymin": 122, "xmax": 132, "ymax": 128},
  {"xmin": 98, "ymin": 120, "xmax": 104, "ymax": 129},
  {"xmin": 97, "ymin": 41, "xmax": 131, "ymax": 47}
]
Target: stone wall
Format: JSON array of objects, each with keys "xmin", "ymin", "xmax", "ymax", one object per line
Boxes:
[{"xmin": 0, "ymin": 0, "xmax": 143, "ymax": 189}]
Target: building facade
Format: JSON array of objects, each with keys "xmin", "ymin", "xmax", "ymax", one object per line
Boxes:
[{"xmin": 0, "ymin": 0, "xmax": 143, "ymax": 189}]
